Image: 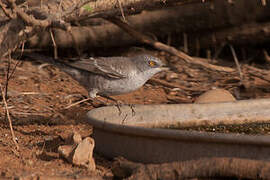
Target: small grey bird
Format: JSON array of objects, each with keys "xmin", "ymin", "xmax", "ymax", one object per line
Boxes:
[{"xmin": 26, "ymin": 54, "xmax": 168, "ymax": 99}]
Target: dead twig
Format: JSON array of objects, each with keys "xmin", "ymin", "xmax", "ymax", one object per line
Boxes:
[
  {"xmin": 7, "ymin": 60, "xmax": 21, "ymax": 83},
  {"xmin": 0, "ymin": 51, "xmax": 21, "ymax": 151},
  {"xmin": 4, "ymin": 52, "xmax": 21, "ymax": 99},
  {"xmin": 148, "ymin": 78, "xmax": 207, "ymax": 92},
  {"xmin": 108, "ymin": 17, "xmax": 192, "ymax": 61},
  {"xmin": 4, "ymin": 52, "xmax": 11, "ymax": 100},
  {"xmin": 49, "ymin": 29, "xmax": 58, "ymax": 59},
  {"xmin": 65, "ymin": 97, "xmax": 92, "ymax": 109},
  {"xmin": 5, "ymin": 0, "xmax": 70, "ymax": 30},
  {"xmin": 244, "ymin": 65, "xmax": 270, "ymax": 83},
  {"xmin": 263, "ymin": 49, "xmax": 270, "ymax": 63},
  {"xmin": 229, "ymin": 44, "xmax": 243, "ymax": 83},
  {"xmin": 117, "ymin": 0, "xmax": 127, "ymax": 22},
  {"xmin": 0, "ymin": 84, "xmax": 19, "ymax": 150},
  {"xmin": 6, "ymin": 91, "xmax": 49, "ymax": 97},
  {"xmin": 166, "ymin": 95, "xmax": 192, "ymax": 103},
  {"xmin": 206, "ymin": 49, "xmax": 211, "ymax": 59},
  {"xmin": 183, "ymin": 33, "xmax": 188, "ymax": 53},
  {"xmin": 9, "ymin": 111, "xmax": 52, "ymax": 116},
  {"xmin": 0, "ymin": 1, "xmax": 14, "ymax": 19},
  {"xmin": 58, "ymin": 0, "xmax": 63, "ymax": 11},
  {"xmin": 213, "ymin": 43, "xmax": 226, "ymax": 60}
]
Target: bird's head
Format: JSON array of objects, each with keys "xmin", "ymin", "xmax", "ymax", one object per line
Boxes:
[{"xmin": 132, "ymin": 54, "xmax": 169, "ymax": 78}]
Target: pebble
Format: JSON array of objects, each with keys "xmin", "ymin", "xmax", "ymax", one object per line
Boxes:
[
  {"xmin": 195, "ymin": 88, "xmax": 236, "ymax": 104},
  {"xmin": 58, "ymin": 132, "xmax": 95, "ymax": 170},
  {"xmin": 72, "ymin": 137, "xmax": 95, "ymax": 170}
]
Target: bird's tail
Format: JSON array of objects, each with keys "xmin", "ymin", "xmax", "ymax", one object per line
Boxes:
[
  {"xmin": 23, "ymin": 53, "xmax": 81, "ymax": 78},
  {"xmin": 24, "ymin": 53, "xmax": 65, "ymax": 67}
]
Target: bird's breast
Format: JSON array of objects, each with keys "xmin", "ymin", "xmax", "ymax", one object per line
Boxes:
[
  {"xmin": 100, "ymin": 74, "xmax": 148, "ymax": 96},
  {"xmin": 74, "ymin": 71, "xmax": 148, "ymax": 96}
]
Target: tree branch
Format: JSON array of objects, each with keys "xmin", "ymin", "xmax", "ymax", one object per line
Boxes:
[
  {"xmin": 108, "ymin": 17, "xmax": 235, "ymax": 73},
  {"xmin": 113, "ymin": 157, "xmax": 270, "ymax": 179}
]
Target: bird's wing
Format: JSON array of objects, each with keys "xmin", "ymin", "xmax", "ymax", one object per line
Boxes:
[
  {"xmin": 66, "ymin": 57, "xmax": 132, "ymax": 79},
  {"xmin": 24, "ymin": 53, "xmax": 132, "ymax": 79}
]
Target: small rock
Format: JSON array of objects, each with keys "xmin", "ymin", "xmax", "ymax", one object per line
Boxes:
[
  {"xmin": 195, "ymin": 89, "xmax": 236, "ymax": 104},
  {"xmin": 72, "ymin": 137, "xmax": 95, "ymax": 170},
  {"xmin": 58, "ymin": 136, "xmax": 95, "ymax": 170}
]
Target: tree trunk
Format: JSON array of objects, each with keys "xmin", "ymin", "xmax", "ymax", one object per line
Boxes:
[{"xmin": 27, "ymin": 0, "xmax": 270, "ymax": 53}]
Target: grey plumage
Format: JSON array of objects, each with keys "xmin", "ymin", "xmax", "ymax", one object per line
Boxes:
[{"xmin": 26, "ymin": 54, "xmax": 168, "ymax": 98}]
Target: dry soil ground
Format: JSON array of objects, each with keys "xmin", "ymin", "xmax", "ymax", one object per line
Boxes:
[{"xmin": 1, "ymin": 50, "xmax": 270, "ymax": 179}]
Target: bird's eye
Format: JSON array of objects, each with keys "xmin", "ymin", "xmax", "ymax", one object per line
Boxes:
[{"xmin": 148, "ymin": 60, "xmax": 156, "ymax": 67}]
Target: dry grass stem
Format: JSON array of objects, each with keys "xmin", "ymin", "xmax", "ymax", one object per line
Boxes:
[
  {"xmin": 229, "ymin": 44, "xmax": 243, "ymax": 83},
  {"xmin": 65, "ymin": 97, "xmax": 92, "ymax": 109},
  {"xmin": 49, "ymin": 29, "xmax": 58, "ymax": 59},
  {"xmin": 117, "ymin": 0, "xmax": 126, "ymax": 22},
  {"xmin": 0, "ymin": 84, "xmax": 19, "ymax": 150},
  {"xmin": 183, "ymin": 33, "xmax": 188, "ymax": 53}
]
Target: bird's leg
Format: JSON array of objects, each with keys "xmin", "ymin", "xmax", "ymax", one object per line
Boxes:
[
  {"xmin": 128, "ymin": 104, "xmax": 136, "ymax": 116},
  {"xmin": 101, "ymin": 95, "xmax": 122, "ymax": 104},
  {"xmin": 88, "ymin": 90, "xmax": 109, "ymax": 108},
  {"xmin": 102, "ymin": 96, "xmax": 136, "ymax": 116},
  {"xmin": 89, "ymin": 90, "xmax": 131, "ymax": 116},
  {"xmin": 91, "ymin": 98, "xmax": 109, "ymax": 108},
  {"xmin": 100, "ymin": 95, "xmax": 123, "ymax": 115}
]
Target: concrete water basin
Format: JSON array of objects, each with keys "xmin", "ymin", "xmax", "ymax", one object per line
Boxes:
[{"xmin": 87, "ymin": 99, "xmax": 270, "ymax": 163}]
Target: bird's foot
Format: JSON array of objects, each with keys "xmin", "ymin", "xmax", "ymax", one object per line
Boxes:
[
  {"xmin": 128, "ymin": 104, "xmax": 136, "ymax": 116},
  {"xmin": 93, "ymin": 96, "xmax": 135, "ymax": 116},
  {"xmin": 115, "ymin": 102, "xmax": 123, "ymax": 116},
  {"xmin": 95, "ymin": 95, "xmax": 123, "ymax": 115}
]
